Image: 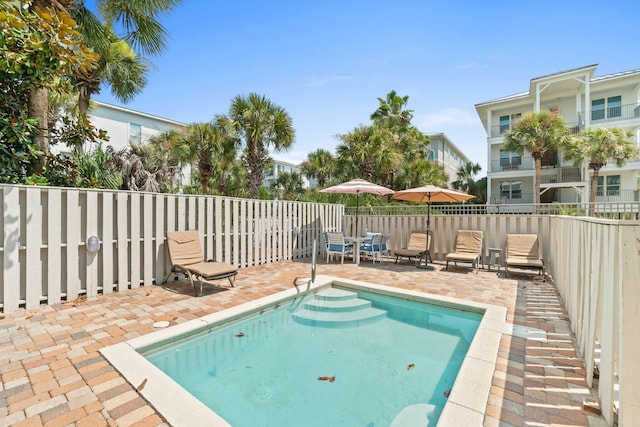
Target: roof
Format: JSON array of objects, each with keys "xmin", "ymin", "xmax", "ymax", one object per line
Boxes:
[{"xmin": 93, "ymin": 100, "xmax": 187, "ymax": 128}]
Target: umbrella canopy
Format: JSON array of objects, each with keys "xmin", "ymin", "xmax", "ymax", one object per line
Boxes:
[
  {"xmin": 320, "ymin": 179, "xmax": 394, "ymax": 233},
  {"xmin": 392, "ymin": 185, "xmax": 475, "ymax": 204},
  {"xmin": 393, "ymin": 185, "xmax": 474, "ymax": 269}
]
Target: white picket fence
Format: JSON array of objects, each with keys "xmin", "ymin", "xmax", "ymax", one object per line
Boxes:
[{"xmin": 0, "ymin": 184, "xmax": 343, "ymax": 313}]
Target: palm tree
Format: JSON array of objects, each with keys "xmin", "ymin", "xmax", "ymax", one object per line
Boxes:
[
  {"xmin": 503, "ymin": 111, "xmax": 572, "ymax": 205},
  {"xmin": 228, "ymin": 93, "xmax": 295, "ymax": 199},
  {"xmin": 300, "ymin": 149, "xmax": 334, "ymax": 188},
  {"xmin": 271, "ymin": 171, "xmax": 304, "ymax": 201},
  {"xmin": 395, "ymin": 158, "xmax": 449, "ymax": 190},
  {"xmin": 453, "ymin": 161, "xmax": 482, "ymax": 194},
  {"xmin": 28, "ymin": 0, "xmax": 180, "ymax": 169},
  {"xmin": 563, "ymin": 127, "xmax": 638, "ymax": 213},
  {"xmin": 371, "ymin": 90, "xmax": 413, "ymax": 128},
  {"xmin": 178, "ymin": 118, "xmax": 239, "ymax": 195}
]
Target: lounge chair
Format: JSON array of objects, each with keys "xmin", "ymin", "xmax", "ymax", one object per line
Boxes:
[
  {"xmin": 326, "ymin": 232, "xmax": 354, "ymax": 264},
  {"xmin": 505, "ymin": 234, "xmax": 545, "ymax": 279},
  {"xmin": 394, "ymin": 230, "xmax": 432, "ymax": 265},
  {"xmin": 163, "ymin": 230, "xmax": 238, "ymax": 296},
  {"xmin": 445, "ymin": 230, "xmax": 484, "ymax": 273}
]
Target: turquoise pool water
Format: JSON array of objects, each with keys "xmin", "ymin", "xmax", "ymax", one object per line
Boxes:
[{"xmin": 143, "ymin": 287, "xmax": 482, "ymax": 426}]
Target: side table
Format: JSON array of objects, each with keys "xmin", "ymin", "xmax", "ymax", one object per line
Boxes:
[{"xmin": 487, "ymin": 247, "xmax": 503, "ymax": 272}]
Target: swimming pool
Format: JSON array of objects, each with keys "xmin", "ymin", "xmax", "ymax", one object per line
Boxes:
[{"xmin": 101, "ymin": 276, "xmax": 506, "ymax": 426}]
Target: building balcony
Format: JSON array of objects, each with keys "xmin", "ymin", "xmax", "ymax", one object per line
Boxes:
[
  {"xmin": 490, "ymin": 157, "xmax": 534, "ymax": 173},
  {"xmin": 540, "ymin": 167, "xmax": 583, "ymax": 184},
  {"xmin": 489, "ymin": 121, "xmax": 583, "ymax": 138},
  {"xmin": 584, "ymin": 102, "xmax": 640, "ymax": 124}
]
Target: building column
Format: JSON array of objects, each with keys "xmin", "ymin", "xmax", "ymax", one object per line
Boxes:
[{"xmin": 486, "ymin": 109, "xmax": 493, "ymax": 203}]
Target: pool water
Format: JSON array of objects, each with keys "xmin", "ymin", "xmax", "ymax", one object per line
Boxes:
[{"xmin": 143, "ymin": 287, "xmax": 481, "ymax": 426}]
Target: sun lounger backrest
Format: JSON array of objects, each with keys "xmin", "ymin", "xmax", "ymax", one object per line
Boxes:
[
  {"xmin": 166, "ymin": 230, "xmax": 205, "ymax": 266},
  {"xmin": 454, "ymin": 230, "xmax": 483, "ymax": 254},
  {"xmin": 407, "ymin": 231, "xmax": 429, "ymax": 251},
  {"xmin": 506, "ymin": 234, "xmax": 540, "ymax": 259}
]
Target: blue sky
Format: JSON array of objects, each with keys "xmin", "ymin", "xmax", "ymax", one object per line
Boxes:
[{"xmin": 94, "ymin": 0, "xmax": 639, "ymax": 176}]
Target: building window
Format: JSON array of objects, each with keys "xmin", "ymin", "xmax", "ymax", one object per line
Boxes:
[
  {"xmin": 595, "ymin": 175, "xmax": 620, "ymax": 196},
  {"xmin": 129, "ymin": 123, "xmax": 142, "ymax": 145},
  {"xmin": 499, "ymin": 113, "xmax": 521, "ymax": 134},
  {"xmin": 500, "ymin": 181, "xmax": 522, "ymax": 199},
  {"xmin": 592, "ymin": 96, "xmax": 621, "ymax": 120},
  {"xmin": 428, "ymin": 149, "xmax": 435, "ymax": 160},
  {"xmin": 499, "ymin": 150, "xmax": 522, "ymax": 169}
]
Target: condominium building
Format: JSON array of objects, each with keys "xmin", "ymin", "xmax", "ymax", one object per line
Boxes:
[
  {"xmin": 475, "ymin": 65, "xmax": 640, "ymax": 205},
  {"xmin": 426, "ymin": 132, "xmax": 471, "ymax": 188},
  {"xmin": 89, "ymin": 101, "xmax": 186, "ymax": 150}
]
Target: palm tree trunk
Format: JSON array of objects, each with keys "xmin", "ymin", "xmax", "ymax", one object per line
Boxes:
[
  {"xmin": 534, "ymin": 157, "xmax": 542, "ymax": 211},
  {"xmin": 589, "ymin": 168, "xmax": 601, "ymax": 216},
  {"xmin": 247, "ymin": 142, "xmax": 265, "ymax": 199},
  {"xmin": 28, "ymin": 87, "xmax": 49, "ymax": 174}
]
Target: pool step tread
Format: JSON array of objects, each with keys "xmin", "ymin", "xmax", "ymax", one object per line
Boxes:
[
  {"xmin": 293, "ymin": 288, "xmax": 386, "ymax": 327},
  {"xmin": 303, "ymin": 298, "xmax": 372, "ymax": 312},
  {"xmin": 313, "ymin": 288, "xmax": 358, "ymax": 301},
  {"xmin": 292, "ymin": 306, "xmax": 386, "ymax": 327}
]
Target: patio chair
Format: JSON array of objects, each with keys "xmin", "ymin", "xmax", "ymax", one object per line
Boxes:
[
  {"xmin": 163, "ymin": 230, "xmax": 238, "ymax": 296},
  {"xmin": 380, "ymin": 234, "xmax": 392, "ymax": 261},
  {"xmin": 445, "ymin": 230, "xmax": 484, "ymax": 273},
  {"xmin": 394, "ymin": 230, "xmax": 432, "ymax": 265},
  {"xmin": 326, "ymin": 232, "xmax": 354, "ymax": 264},
  {"xmin": 360, "ymin": 232, "xmax": 384, "ymax": 264},
  {"xmin": 505, "ymin": 234, "xmax": 545, "ymax": 279}
]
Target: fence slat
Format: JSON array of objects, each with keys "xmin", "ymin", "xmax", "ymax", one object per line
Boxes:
[
  {"xmin": 47, "ymin": 189, "xmax": 62, "ymax": 303},
  {"xmin": 102, "ymin": 193, "xmax": 113, "ymax": 294},
  {"xmin": 130, "ymin": 194, "xmax": 140, "ymax": 289},
  {"xmin": 154, "ymin": 194, "xmax": 165, "ymax": 284},
  {"xmin": 25, "ymin": 188, "xmax": 42, "ymax": 308},
  {"xmin": 86, "ymin": 191, "xmax": 98, "ymax": 297},
  {"xmin": 143, "ymin": 194, "xmax": 153, "ymax": 286},
  {"xmin": 117, "ymin": 193, "xmax": 129, "ymax": 292},
  {"xmin": 66, "ymin": 190, "xmax": 80, "ymax": 301},
  {"xmin": 3, "ymin": 187, "xmax": 21, "ymax": 311}
]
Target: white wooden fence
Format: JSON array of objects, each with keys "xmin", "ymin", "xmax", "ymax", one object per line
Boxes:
[
  {"xmin": 347, "ymin": 214, "xmax": 551, "ymax": 262},
  {"xmin": 3, "ymin": 183, "xmax": 639, "ymax": 424},
  {"xmin": 0, "ymin": 184, "xmax": 343, "ymax": 313},
  {"xmin": 548, "ymin": 216, "xmax": 640, "ymax": 426}
]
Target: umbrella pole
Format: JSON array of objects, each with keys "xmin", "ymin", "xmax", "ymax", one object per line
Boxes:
[
  {"xmin": 355, "ymin": 191, "xmax": 359, "ymax": 236},
  {"xmin": 418, "ymin": 196, "xmax": 435, "ymax": 270}
]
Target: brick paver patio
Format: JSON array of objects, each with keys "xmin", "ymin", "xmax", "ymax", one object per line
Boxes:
[{"xmin": 0, "ymin": 258, "xmax": 605, "ymax": 426}]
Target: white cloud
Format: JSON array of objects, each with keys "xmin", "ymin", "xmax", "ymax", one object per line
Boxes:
[
  {"xmin": 307, "ymin": 75, "xmax": 352, "ymax": 87},
  {"xmin": 414, "ymin": 108, "xmax": 479, "ymax": 129},
  {"xmin": 455, "ymin": 62, "xmax": 489, "ymax": 70}
]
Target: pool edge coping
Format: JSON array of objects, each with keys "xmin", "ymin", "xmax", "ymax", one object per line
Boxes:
[{"xmin": 100, "ymin": 275, "xmax": 506, "ymax": 426}]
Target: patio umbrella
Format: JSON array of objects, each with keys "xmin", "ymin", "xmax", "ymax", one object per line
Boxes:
[
  {"xmin": 392, "ymin": 185, "xmax": 474, "ymax": 269},
  {"xmin": 320, "ymin": 178, "xmax": 394, "ymax": 234}
]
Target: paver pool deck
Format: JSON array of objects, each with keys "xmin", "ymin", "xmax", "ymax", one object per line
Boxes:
[{"xmin": 0, "ymin": 258, "xmax": 606, "ymax": 426}]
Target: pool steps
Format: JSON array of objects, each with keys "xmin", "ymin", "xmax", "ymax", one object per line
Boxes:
[{"xmin": 292, "ymin": 288, "xmax": 386, "ymax": 327}]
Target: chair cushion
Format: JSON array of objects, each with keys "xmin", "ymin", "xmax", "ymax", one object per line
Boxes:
[
  {"xmin": 446, "ymin": 252, "xmax": 480, "ymax": 262},
  {"xmin": 166, "ymin": 230, "xmax": 205, "ymax": 265},
  {"xmin": 394, "ymin": 248, "xmax": 423, "ymax": 257},
  {"xmin": 184, "ymin": 261, "xmax": 238, "ymax": 278},
  {"xmin": 506, "ymin": 257, "xmax": 544, "ymax": 268},
  {"xmin": 454, "ymin": 230, "xmax": 483, "ymax": 254},
  {"xmin": 506, "ymin": 234, "xmax": 540, "ymax": 259}
]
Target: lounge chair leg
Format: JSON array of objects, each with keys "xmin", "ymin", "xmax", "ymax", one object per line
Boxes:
[{"xmin": 228, "ymin": 276, "xmax": 235, "ymax": 287}]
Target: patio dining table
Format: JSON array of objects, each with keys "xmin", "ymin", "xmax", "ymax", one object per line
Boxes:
[{"xmin": 344, "ymin": 236, "xmax": 367, "ymax": 265}]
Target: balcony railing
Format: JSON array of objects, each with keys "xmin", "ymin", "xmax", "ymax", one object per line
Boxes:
[
  {"xmin": 490, "ymin": 120, "xmax": 583, "ymax": 138},
  {"xmin": 584, "ymin": 102, "xmax": 640, "ymax": 123},
  {"xmin": 490, "ymin": 157, "xmax": 535, "ymax": 172},
  {"xmin": 539, "ymin": 167, "xmax": 583, "ymax": 184}
]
